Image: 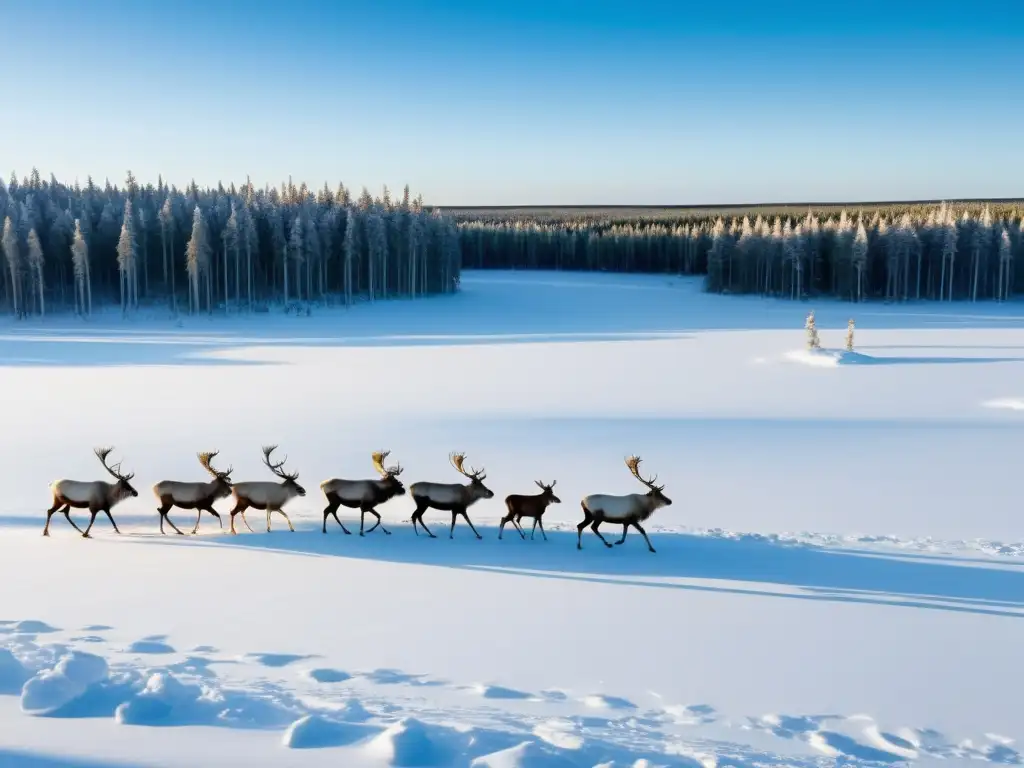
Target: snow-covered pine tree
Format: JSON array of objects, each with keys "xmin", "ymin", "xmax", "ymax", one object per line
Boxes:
[
  {"xmin": 185, "ymin": 205, "xmax": 210, "ymax": 314},
  {"xmin": 27, "ymin": 228, "xmax": 44, "ymax": 316},
  {"xmin": 117, "ymin": 199, "xmax": 137, "ymax": 314},
  {"xmin": 2, "ymin": 216, "xmax": 22, "ymax": 318},
  {"xmin": 71, "ymin": 218, "xmax": 91, "ymax": 316}
]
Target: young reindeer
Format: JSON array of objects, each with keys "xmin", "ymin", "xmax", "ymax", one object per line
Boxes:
[
  {"xmin": 499, "ymin": 480, "xmax": 560, "ymax": 541},
  {"xmin": 320, "ymin": 450, "xmax": 407, "ymax": 536},
  {"xmin": 152, "ymin": 451, "xmax": 233, "ymax": 535},
  {"xmin": 44, "ymin": 447, "xmax": 139, "ymax": 538},
  {"xmin": 578, "ymin": 455, "xmax": 672, "ymax": 553},
  {"xmin": 228, "ymin": 445, "xmax": 306, "ymax": 534},
  {"xmin": 409, "ymin": 452, "xmax": 494, "ymax": 539}
]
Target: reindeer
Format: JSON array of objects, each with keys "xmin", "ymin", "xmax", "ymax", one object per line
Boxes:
[
  {"xmin": 44, "ymin": 447, "xmax": 139, "ymax": 538},
  {"xmin": 499, "ymin": 480, "xmax": 560, "ymax": 541},
  {"xmin": 228, "ymin": 445, "xmax": 306, "ymax": 534},
  {"xmin": 320, "ymin": 450, "xmax": 407, "ymax": 536},
  {"xmin": 578, "ymin": 456, "xmax": 671, "ymax": 553},
  {"xmin": 152, "ymin": 451, "xmax": 234, "ymax": 535},
  {"xmin": 408, "ymin": 452, "xmax": 494, "ymax": 539}
]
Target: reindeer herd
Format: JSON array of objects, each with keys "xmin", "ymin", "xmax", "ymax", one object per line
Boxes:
[{"xmin": 42, "ymin": 446, "xmax": 673, "ymax": 552}]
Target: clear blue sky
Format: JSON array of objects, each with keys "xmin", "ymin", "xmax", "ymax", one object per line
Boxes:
[{"xmin": 2, "ymin": 0, "xmax": 1022, "ymax": 205}]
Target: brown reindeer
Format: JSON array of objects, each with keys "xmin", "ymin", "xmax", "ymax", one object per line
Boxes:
[
  {"xmin": 228, "ymin": 445, "xmax": 306, "ymax": 534},
  {"xmin": 578, "ymin": 456, "xmax": 672, "ymax": 553},
  {"xmin": 152, "ymin": 451, "xmax": 234, "ymax": 535},
  {"xmin": 44, "ymin": 447, "xmax": 139, "ymax": 538},
  {"xmin": 499, "ymin": 480, "xmax": 560, "ymax": 540},
  {"xmin": 319, "ymin": 450, "xmax": 407, "ymax": 535},
  {"xmin": 408, "ymin": 452, "xmax": 494, "ymax": 539}
]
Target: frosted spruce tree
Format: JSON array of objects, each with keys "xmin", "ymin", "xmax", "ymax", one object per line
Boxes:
[
  {"xmin": 185, "ymin": 205, "xmax": 210, "ymax": 314},
  {"xmin": 2, "ymin": 216, "xmax": 22, "ymax": 318},
  {"xmin": 71, "ymin": 218, "xmax": 91, "ymax": 316},
  {"xmin": 805, "ymin": 310, "xmax": 821, "ymax": 350},
  {"xmin": 27, "ymin": 228, "xmax": 44, "ymax": 316},
  {"xmin": 845, "ymin": 318, "xmax": 855, "ymax": 352},
  {"xmin": 116, "ymin": 199, "xmax": 137, "ymax": 314}
]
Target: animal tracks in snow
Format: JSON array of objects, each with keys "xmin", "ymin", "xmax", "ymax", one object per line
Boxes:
[{"xmin": 1, "ymin": 619, "xmax": 1021, "ymax": 766}]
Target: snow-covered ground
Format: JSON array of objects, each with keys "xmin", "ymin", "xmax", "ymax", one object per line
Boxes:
[{"xmin": 1, "ymin": 270, "xmax": 1023, "ymax": 767}]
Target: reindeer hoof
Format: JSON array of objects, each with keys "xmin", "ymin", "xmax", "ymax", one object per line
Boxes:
[
  {"xmin": 577, "ymin": 544, "xmax": 582, "ymax": 550},
  {"xmin": 82, "ymin": 533, "xmax": 91, "ymax": 539},
  {"xmin": 476, "ymin": 535, "xmax": 482, "ymax": 540}
]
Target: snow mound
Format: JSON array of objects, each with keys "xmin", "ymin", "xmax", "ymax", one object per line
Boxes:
[
  {"xmin": 471, "ymin": 683, "xmax": 534, "ymax": 700},
  {"xmin": 304, "ymin": 667, "xmax": 352, "ymax": 683},
  {"xmin": 21, "ymin": 651, "xmax": 109, "ymax": 715},
  {"xmin": 114, "ymin": 671, "xmax": 199, "ymax": 725},
  {"xmin": 0, "ymin": 648, "xmax": 29, "ymax": 694},
  {"xmin": 282, "ymin": 714, "xmax": 374, "ymax": 749},
  {"xmin": 784, "ymin": 348, "xmax": 874, "ymax": 367},
  {"xmin": 470, "ymin": 739, "xmax": 578, "ymax": 767},
  {"xmin": 983, "ymin": 398, "xmax": 1024, "ymax": 411},
  {"xmin": 363, "ymin": 717, "xmax": 448, "ymax": 766},
  {"xmin": 581, "ymin": 694, "xmax": 636, "ymax": 710}
]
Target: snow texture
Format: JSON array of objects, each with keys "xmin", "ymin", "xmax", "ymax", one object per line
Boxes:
[{"xmin": 0, "ymin": 270, "xmax": 1023, "ymax": 766}]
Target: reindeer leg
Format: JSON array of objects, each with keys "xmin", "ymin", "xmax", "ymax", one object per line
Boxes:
[
  {"xmin": 449, "ymin": 511, "xmax": 458, "ymax": 539},
  {"xmin": 416, "ymin": 513, "xmax": 436, "ymax": 539},
  {"xmin": 372, "ymin": 509, "xmax": 390, "ymax": 535},
  {"xmin": 590, "ymin": 519, "xmax": 612, "ymax": 548},
  {"xmin": 163, "ymin": 513, "xmax": 185, "ymax": 536},
  {"xmin": 82, "ymin": 510, "xmax": 99, "ymax": 538},
  {"xmin": 461, "ymin": 510, "xmax": 483, "ymax": 540},
  {"xmin": 240, "ymin": 512, "xmax": 254, "ymax": 533},
  {"xmin": 497, "ymin": 515, "xmax": 508, "ymax": 540},
  {"xmin": 322, "ymin": 504, "xmax": 332, "ymax": 534},
  {"xmin": 43, "ymin": 502, "xmax": 62, "ymax": 536},
  {"xmin": 616, "ymin": 523, "xmax": 629, "ymax": 545},
  {"xmin": 103, "ymin": 509, "xmax": 122, "ymax": 535},
  {"xmin": 537, "ymin": 517, "xmax": 547, "ymax": 541},
  {"xmin": 530, "ymin": 518, "xmax": 539, "ymax": 540},
  {"xmin": 633, "ymin": 521, "xmax": 656, "ymax": 553},
  {"xmin": 279, "ymin": 509, "xmax": 295, "ymax": 532},
  {"xmin": 266, "ymin": 508, "xmax": 272, "ymax": 533},
  {"xmin": 331, "ymin": 510, "xmax": 351, "ymax": 535},
  {"xmin": 61, "ymin": 505, "xmax": 83, "ymax": 534},
  {"xmin": 576, "ymin": 504, "xmax": 593, "ymax": 550}
]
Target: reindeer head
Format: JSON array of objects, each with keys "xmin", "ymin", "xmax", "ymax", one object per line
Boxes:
[
  {"xmin": 198, "ymin": 450, "xmax": 234, "ymax": 499},
  {"xmin": 534, "ymin": 479, "xmax": 561, "ymax": 504},
  {"xmin": 261, "ymin": 445, "xmax": 306, "ymax": 496},
  {"xmin": 625, "ymin": 455, "xmax": 671, "ymax": 507},
  {"xmin": 450, "ymin": 452, "xmax": 494, "ymax": 499},
  {"xmin": 372, "ymin": 450, "xmax": 406, "ymax": 497},
  {"xmin": 94, "ymin": 446, "xmax": 138, "ymax": 498}
]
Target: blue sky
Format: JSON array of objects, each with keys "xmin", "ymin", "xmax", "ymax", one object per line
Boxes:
[{"xmin": 2, "ymin": 0, "xmax": 1022, "ymax": 205}]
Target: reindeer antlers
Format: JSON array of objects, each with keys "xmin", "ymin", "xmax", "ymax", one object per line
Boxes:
[
  {"xmin": 449, "ymin": 451, "xmax": 486, "ymax": 481},
  {"xmin": 93, "ymin": 446, "xmax": 134, "ymax": 482},
  {"xmin": 625, "ymin": 455, "xmax": 663, "ymax": 492},
  {"xmin": 535, "ymin": 479, "xmax": 556, "ymax": 491},
  {"xmin": 198, "ymin": 450, "xmax": 232, "ymax": 480},
  {"xmin": 261, "ymin": 445, "xmax": 299, "ymax": 481},
  {"xmin": 372, "ymin": 450, "xmax": 403, "ymax": 478}
]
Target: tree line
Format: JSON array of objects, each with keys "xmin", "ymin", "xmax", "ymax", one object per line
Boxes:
[
  {"xmin": 454, "ymin": 202, "xmax": 1024, "ymax": 301},
  {"xmin": 0, "ymin": 169, "xmax": 461, "ymax": 318}
]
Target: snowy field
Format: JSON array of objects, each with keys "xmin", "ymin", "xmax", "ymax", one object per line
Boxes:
[{"xmin": 1, "ymin": 270, "xmax": 1023, "ymax": 767}]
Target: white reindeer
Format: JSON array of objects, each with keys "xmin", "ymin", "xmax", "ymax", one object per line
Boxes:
[
  {"xmin": 43, "ymin": 447, "xmax": 139, "ymax": 538},
  {"xmin": 578, "ymin": 455, "xmax": 672, "ymax": 553},
  {"xmin": 409, "ymin": 452, "xmax": 494, "ymax": 539},
  {"xmin": 320, "ymin": 450, "xmax": 407, "ymax": 536},
  {"xmin": 228, "ymin": 445, "xmax": 306, "ymax": 534},
  {"xmin": 152, "ymin": 451, "xmax": 234, "ymax": 535}
]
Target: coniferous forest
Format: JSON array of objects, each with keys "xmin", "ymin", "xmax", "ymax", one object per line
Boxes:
[
  {"xmin": 454, "ymin": 202, "xmax": 1024, "ymax": 302},
  {"xmin": 0, "ymin": 170, "xmax": 460, "ymax": 319}
]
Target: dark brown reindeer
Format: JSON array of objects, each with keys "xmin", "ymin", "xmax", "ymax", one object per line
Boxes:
[
  {"xmin": 152, "ymin": 451, "xmax": 234, "ymax": 535},
  {"xmin": 499, "ymin": 480, "xmax": 560, "ymax": 540},
  {"xmin": 319, "ymin": 450, "xmax": 407, "ymax": 535},
  {"xmin": 578, "ymin": 455, "xmax": 672, "ymax": 553},
  {"xmin": 408, "ymin": 452, "xmax": 494, "ymax": 539},
  {"xmin": 228, "ymin": 445, "xmax": 306, "ymax": 534},
  {"xmin": 43, "ymin": 447, "xmax": 139, "ymax": 538}
]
